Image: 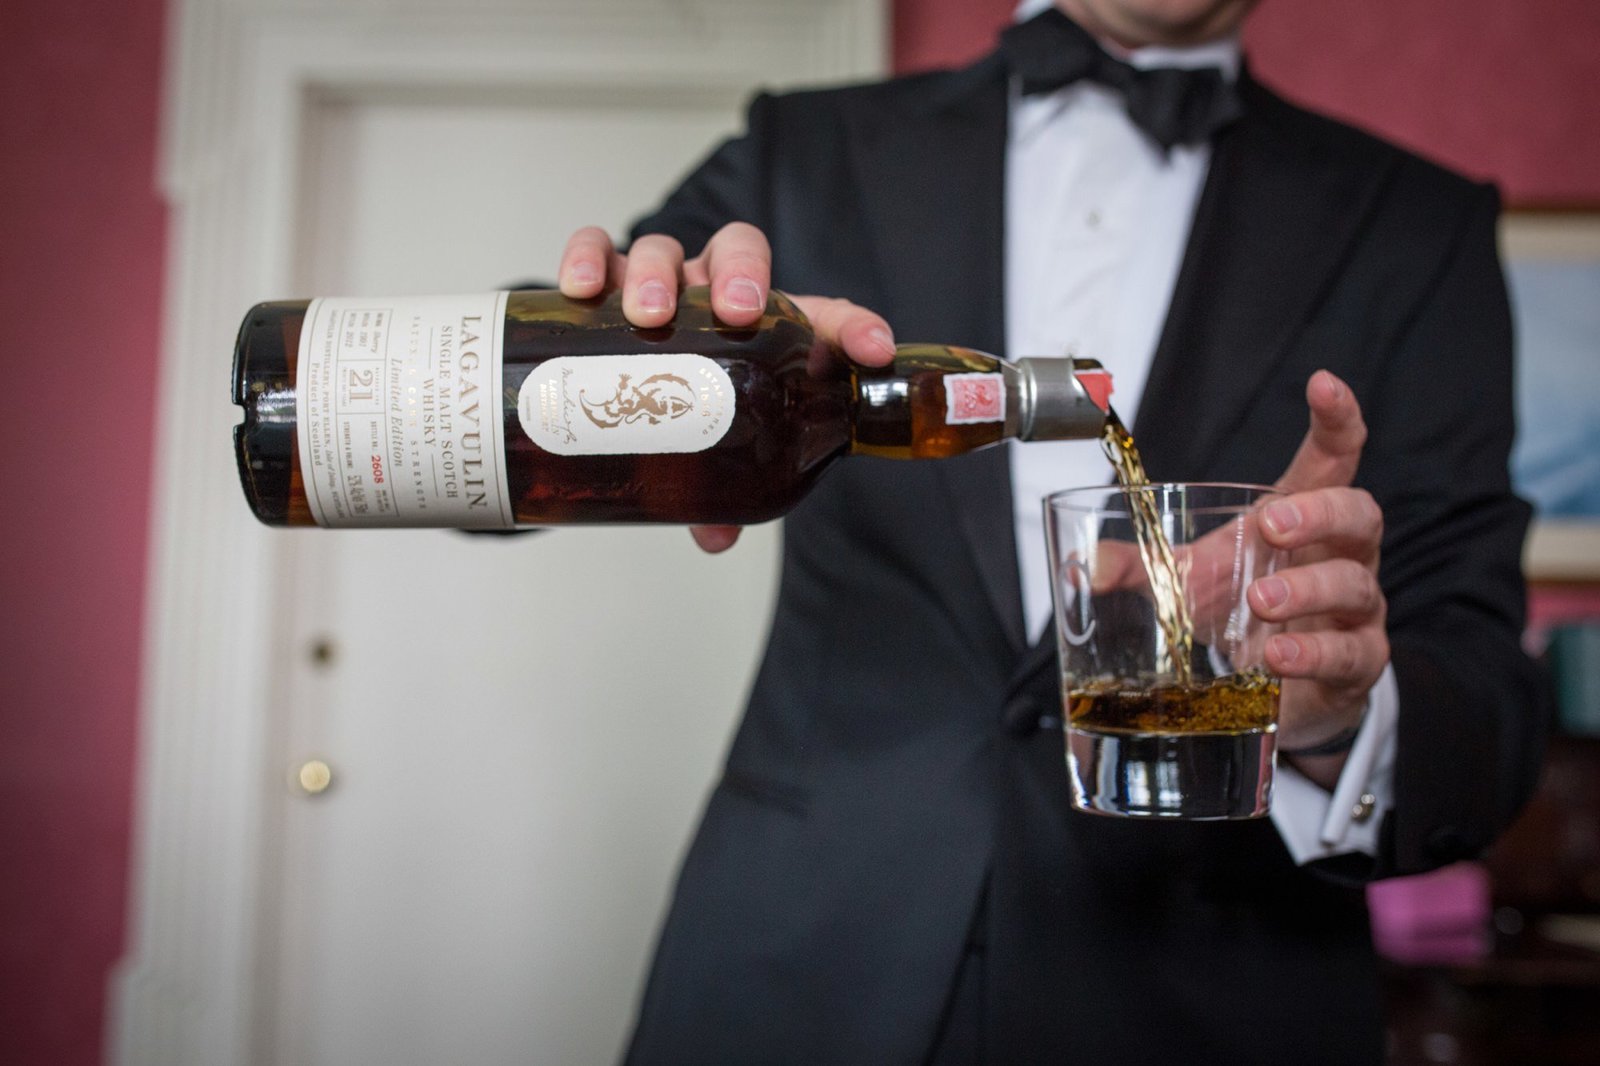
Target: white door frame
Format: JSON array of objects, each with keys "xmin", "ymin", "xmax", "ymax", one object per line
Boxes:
[{"xmin": 111, "ymin": 3, "xmax": 886, "ymax": 1063}]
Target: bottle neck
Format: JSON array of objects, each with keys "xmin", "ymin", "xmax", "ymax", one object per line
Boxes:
[{"xmin": 1012, "ymin": 357, "xmax": 1111, "ymax": 441}]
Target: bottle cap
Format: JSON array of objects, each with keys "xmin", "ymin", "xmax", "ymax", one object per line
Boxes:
[{"xmin": 1017, "ymin": 357, "xmax": 1112, "ymax": 441}]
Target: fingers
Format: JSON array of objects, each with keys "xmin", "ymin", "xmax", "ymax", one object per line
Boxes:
[
  {"xmin": 561, "ymin": 224, "xmax": 887, "ymax": 370},
  {"xmin": 559, "ymin": 226, "xmax": 622, "ymax": 298},
  {"xmin": 697, "ymin": 222, "xmax": 772, "ymax": 327},
  {"xmin": 1255, "ymin": 379, "xmax": 1389, "ymax": 750},
  {"xmin": 690, "ymin": 525, "xmax": 743, "ymax": 553},
  {"xmin": 1275, "ymin": 370, "xmax": 1368, "ymax": 494},
  {"xmin": 1258, "ymin": 486, "xmax": 1383, "ymax": 563},
  {"xmin": 1250, "ymin": 551, "xmax": 1388, "ymax": 693},
  {"xmin": 1088, "ymin": 541, "xmax": 1146, "ymax": 594},
  {"xmin": 1266, "ymin": 626, "xmax": 1389, "ymax": 689},
  {"xmin": 563, "ymin": 222, "xmax": 772, "ymax": 330},
  {"xmin": 1248, "ymin": 557, "xmax": 1386, "ymax": 629},
  {"xmin": 622, "ymin": 234, "xmax": 687, "ymax": 328},
  {"xmin": 793, "ymin": 295, "xmax": 897, "ymax": 367}
]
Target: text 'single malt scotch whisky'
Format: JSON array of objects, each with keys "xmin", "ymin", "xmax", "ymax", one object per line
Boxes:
[{"xmin": 232, "ymin": 287, "xmax": 1113, "ymax": 529}]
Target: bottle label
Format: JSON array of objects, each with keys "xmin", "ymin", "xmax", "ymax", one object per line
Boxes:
[
  {"xmin": 945, "ymin": 372, "xmax": 1006, "ymax": 424},
  {"xmin": 295, "ymin": 293, "xmax": 514, "ymax": 528},
  {"xmin": 517, "ymin": 354, "xmax": 734, "ymax": 455}
]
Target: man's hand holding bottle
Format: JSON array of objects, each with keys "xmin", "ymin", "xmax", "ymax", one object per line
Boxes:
[{"xmin": 558, "ymin": 222, "xmax": 895, "ymax": 554}]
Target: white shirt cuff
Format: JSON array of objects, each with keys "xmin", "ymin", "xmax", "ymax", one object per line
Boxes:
[{"xmin": 1269, "ymin": 663, "xmax": 1399, "ymax": 866}]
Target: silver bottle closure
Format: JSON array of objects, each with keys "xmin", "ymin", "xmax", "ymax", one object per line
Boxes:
[{"xmin": 1015, "ymin": 357, "xmax": 1110, "ymax": 441}]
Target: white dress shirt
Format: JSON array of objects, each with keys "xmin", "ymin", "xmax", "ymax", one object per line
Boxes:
[{"xmin": 1004, "ymin": 0, "xmax": 1395, "ymax": 861}]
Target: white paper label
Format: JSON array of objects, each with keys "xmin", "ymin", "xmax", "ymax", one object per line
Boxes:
[
  {"xmin": 517, "ymin": 353, "xmax": 734, "ymax": 455},
  {"xmin": 295, "ymin": 293, "xmax": 514, "ymax": 528}
]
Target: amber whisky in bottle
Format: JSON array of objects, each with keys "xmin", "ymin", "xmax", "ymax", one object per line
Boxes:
[{"xmin": 232, "ymin": 287, "xmax": 1112, "ymax": 528}]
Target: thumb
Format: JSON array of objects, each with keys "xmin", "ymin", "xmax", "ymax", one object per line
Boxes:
[
  {"xmin": 689, "ymin": 525, "xmax": 743, "ymax": 553},
  {"xmin": 793, "ymin": 295, "xmax": 897, "ymax": 367},
  {"xmin": 1275, "ymin": 371, "xmax": 1367, "ymax": 493}
]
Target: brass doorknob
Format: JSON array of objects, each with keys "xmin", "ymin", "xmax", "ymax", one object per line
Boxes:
[{"xmin": 296, "ymin": 759, "xmax": 333, "ymax": 795}]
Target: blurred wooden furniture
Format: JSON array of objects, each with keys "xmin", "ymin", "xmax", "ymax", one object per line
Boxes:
[{"xmin": 1381, "ymin": 736, "xmax": 1600, "ymax": 1065}]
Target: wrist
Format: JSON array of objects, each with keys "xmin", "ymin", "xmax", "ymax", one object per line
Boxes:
[{"xmin": 1280, "ymin": 721, "xmax": 1364, "ymax": 758}]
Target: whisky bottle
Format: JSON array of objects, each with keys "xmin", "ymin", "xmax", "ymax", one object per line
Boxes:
[{"xmin": 232, "ymin": 287, "xmax": 1112, "ymax": 528}]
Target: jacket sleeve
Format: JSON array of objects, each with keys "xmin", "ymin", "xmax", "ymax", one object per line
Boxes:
[
  {"xmin": 1362, "ymin": 183, "xmax": 1550, "ymax": 878},
  {"xmin": 628, "ymin": 94, "xmax": 773, "ymax": 254}
]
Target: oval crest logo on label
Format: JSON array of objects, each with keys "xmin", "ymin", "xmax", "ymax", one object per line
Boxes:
[{"xmin": 518, "ymin": 353, "xmax": 735, "ymax": 455}]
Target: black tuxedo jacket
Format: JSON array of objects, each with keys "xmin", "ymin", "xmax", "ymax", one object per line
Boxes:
[{"xmin": 620, "ymin": 53, "xmax": 1545, "ymax": 1066}]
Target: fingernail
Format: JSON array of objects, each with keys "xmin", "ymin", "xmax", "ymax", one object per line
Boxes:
[
  {"xmin": 1255, "ymin": 576, "xmax": 1289, "ymax": 609},
  {"xmin": 725, "ymin": 277, "xmax": 763, "ymax": 312},
  {"xmin": 1322, "ymin": 372, "xmax": 1344, "ymax": 400},
  {"xmin": 868, "ymin": 327, "xmax": 895, "ymax": 358},
  {"xmin": 638, "ymin": 280, "xmax": 673, "ymax": 314},
  {"xmin": 1270, "ymin": 635, "xmax": 1300, "ymax": 665},
  {"xmin": 1263, "ymin": 501, "xmax": 1300, "ymax": 534},
  {"xmin": 568, "ymin": 261, "xmax": 600, "ymax": 287}
]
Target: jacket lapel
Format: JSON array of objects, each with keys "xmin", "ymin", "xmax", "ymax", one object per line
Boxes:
[
  {"xmin": 840, "ymin": 63, "xmax": 1397, "ymax": 675},
  {"xmin": 1131, "ymin": 69, "xmax": 1399, "ymax": 479},
  {"xmin": 848, "ymin": 56, "xmax": 1030, "ymax": 654}
]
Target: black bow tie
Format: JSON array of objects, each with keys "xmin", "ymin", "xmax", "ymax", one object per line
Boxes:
[{"xmin": 1000, "ymin": 9, "xmax": 1243, "ymax": 151}]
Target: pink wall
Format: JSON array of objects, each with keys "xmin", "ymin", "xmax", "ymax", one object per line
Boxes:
[
  {"xmin": 0, "ymin": 0, "xmax": 167, "ymax": 1063},
  {"xmin": 0, "ymin": 2, "xmax": 1591, "ymax": 1064},
  {"xmin": 893, "ymin": 0, "xmax": 1019, "ymax": 76},
  {"xmin": 1244, "ymin": 0, "xmax": 1600, "ymax": 206},
  {"xmin": 893, "ymin": 0, "xmax": 1600, "ymax": 206}
]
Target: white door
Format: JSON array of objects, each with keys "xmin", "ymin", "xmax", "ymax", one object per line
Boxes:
[
  {"xmin": 114, "ymin": 4, "xmax": 885, "ymax": 1066},
  {"xmin": 270, "ymin": 90, "xmax": 777, "ymax": 1066}
]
